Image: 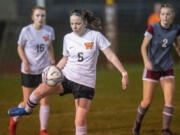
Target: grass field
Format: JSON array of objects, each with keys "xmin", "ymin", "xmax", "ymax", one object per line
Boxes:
[{"xmin": 0, "ymin": 64, "xmax": 180, "ymax": 135}]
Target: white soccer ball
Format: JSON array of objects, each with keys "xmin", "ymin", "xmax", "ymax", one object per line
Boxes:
[{"xmin": 42, "ymin": 65, "xmax": 64, "ymax": 87}]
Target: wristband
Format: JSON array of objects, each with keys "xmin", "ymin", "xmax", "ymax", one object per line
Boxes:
[{"xmin": 122, "ymin": 72, "xmax": 128, "ymax": 77}]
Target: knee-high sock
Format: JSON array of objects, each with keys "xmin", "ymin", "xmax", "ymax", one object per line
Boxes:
[
  {"xmin": 13, "ymin": 103, "xmax": 22, "ymax": 122},
  {"xmin": 25, "ymin": 91, "xmax": 40, "ymax": 113},
  {"xmin": 39, "ymin": 105, "xmax": 50, "ymax": 130},
  {"xmin": 136, "ymin": 104, "xmax": 148, "ymax": 124},
  {"xmin": 76, "ymin": 125, "xmax": 87, "ymax": 135},
  {"xmin": 162, "ymin": 106, "xmax": 174, "ymax": 130}
]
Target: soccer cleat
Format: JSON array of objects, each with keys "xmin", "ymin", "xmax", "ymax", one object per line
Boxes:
[
  {"xmin": 161, "ymin": 129, "xmax": 174, "ymax": 135},
  {"xmin": 132, "ymin": 121, "xmax": 141, "ymax": 135},
  {"xmin": 8, "ymin": 108, "xmax": 30, "ymax": 116},
  {"xmin": 40, "ymin": 130, "xmax": 50, "ymax": 135},
  {"xmin": 8, "ymin": 117, "xmax": 17, "ymax": 135}
]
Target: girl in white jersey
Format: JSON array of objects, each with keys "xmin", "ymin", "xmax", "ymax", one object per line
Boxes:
[
  {"xmin": 132, "ymin": 3, "xmax": 180, "ymax": 135},
  {"xmin": 8, "ymin": 9, "xmax": 128, "ymax": 135},
  {"xmin": 8, "ymin": 6, "xmax": 55, "ymax": 135}
]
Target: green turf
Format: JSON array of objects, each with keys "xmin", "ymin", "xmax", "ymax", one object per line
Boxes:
[{"xmin": 0, "ymin": 64, "xmax": 180, "ymax": 135}]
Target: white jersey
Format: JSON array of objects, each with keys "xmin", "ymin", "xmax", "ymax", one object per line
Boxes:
[
  {"xmin": 62, "ymin": 29, "xmax": 111, "ymax": 88},
  {"xmin": 18, "ymin": 24, "xmax": 55, "ymax": 74}
]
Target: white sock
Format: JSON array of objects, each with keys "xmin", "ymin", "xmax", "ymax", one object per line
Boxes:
[
  {"xmin": 76, "ymin": 125, "xmax": 87, "ymax": 135},
  {"xmin": 25, "ymin": 91, "xmax": 40, "ymax": 112},
  {"xmin": 39, "ymin": 105, "xmax": 50, "ymax": 130},
  {"xmin": 13, "ymin": 103, "xmax": 22, "ymax": 122}
]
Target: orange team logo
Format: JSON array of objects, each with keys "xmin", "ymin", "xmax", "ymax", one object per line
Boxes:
[
  {"xmin": 84, "ymin": 42, "xmax": 94, "ymax": 49},
  {"xmin": 43, "ymin": 35, "xmax": 49, "ymax": 41}
]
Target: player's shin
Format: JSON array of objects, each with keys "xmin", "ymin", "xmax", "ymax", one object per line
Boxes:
[
  {"xmin": 39, "ymin": 105, "xmax": 50, "ymax": 130},
  {"xmin": 136, "ymin": 104, "xmax": 148, "ymax": 124},
  {"xmin": 76, "ymin": 125, "xmax": 87, "ymax": 135},
  {"xmin": 162, "ymin": 106, "xmax": 174, "ymax": 130},
  {"xmin": 132, "ymin": 104, "xmax": 149, "ymax": 135},
  {"xmin": 25, "ymin": 91, "xmax": 40, "ymax": 113}
]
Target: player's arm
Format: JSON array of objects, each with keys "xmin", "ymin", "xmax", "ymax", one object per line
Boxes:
[
  {"xmin": 141, "ymin": 36, "xmax": 152, "ymax": 70},
  {"xmin": 102, "ymin": 47, "xmax": 128, "ymax": 90},
  {"xmin": 173, "ymin": 38, "xmax": 180, "ymax": 57},
  {"xmin": 48, "ymin": 41, "xmax": 55, "ymax": 65},
  {"xmin": 57, "ymin": 56, "xmax": 68, "ymax": 69},
  {"xmin": 17, "ymin": 45, "xmax": 30, "ymax": 73}
]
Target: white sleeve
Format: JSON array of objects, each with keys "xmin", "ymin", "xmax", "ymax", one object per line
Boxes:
[
  {"xmin": 96, "ymin": 32, "xmax": 111, "ymax": 50},
  {"xmin": 144, "ymin": 25, "xmax": 153, "ymax": 40},
  {"xmin": 17, "ymin": 28, "xmax": 26, "ymax": 45},
  {"xmin": 62, "ymin": 36, "xmax": 69, "ymax": 56},
  {"xmin": 144, "ymin": 31, "xmax": 153, "ymax": 39}
]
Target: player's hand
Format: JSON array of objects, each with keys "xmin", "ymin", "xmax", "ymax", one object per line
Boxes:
[
  {"xmin": 145, "ymin": 61, "xmax": 152, "ymax": 70},
  {"xmin": 121, "ymin": 73, "xmax": 128, "ymax": 90},
  {"xmin": 24, "ymin": 62, "xmax": 30, "ymax": 74}
]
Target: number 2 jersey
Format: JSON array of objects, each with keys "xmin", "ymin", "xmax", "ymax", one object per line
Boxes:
[
  {"xmin": 18, "ymin": 24, "xmax": 55, "ymax": 74},
  {"xmin": 62, "ymin": 29, "xmax": 111, "ymax": 88},
  {"xmin": 144, "ymin": 22, "xmax": 180, "ymax": 71}
]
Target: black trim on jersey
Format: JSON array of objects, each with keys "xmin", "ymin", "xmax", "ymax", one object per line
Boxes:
[{"xmin": 159, "ymin": 22, "xmax": 173, "ymax": 30}]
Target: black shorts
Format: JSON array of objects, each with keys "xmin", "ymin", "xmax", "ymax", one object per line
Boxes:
[
  {"xmin": 21, "ymin": 73, "xmax": 42, "ymax": 88},
  {"xmin": 60, "ymin": 77, "xmax": 95, "ymax": 100}
]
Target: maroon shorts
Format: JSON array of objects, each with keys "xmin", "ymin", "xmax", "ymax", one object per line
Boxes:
[{"xmin": 143, "ymin": 68, "xmax": 174, "ymax": 82}]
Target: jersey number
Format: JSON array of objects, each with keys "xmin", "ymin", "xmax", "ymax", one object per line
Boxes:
[
  {"xmin": 78, "ymin": 52, "xmax": 84, "ymax": 62},
  {"xmin": 162, "ymin": 39, "xmax": 168, "ymax": 48},
  {"xmin": 37, "ymin": 44, "xmax": 45, "ymax": 52}
]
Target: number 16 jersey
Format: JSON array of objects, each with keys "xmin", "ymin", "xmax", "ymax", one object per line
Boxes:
[{"xmin": 18, "ymin": 24, "xmax": 55, "ymax": 74}]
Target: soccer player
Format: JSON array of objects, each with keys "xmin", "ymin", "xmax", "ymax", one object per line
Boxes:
[
  {"xmin": 147, "ymin": 2, "xmax": 161, "ymax": 26},
  {"xmin": 132, "ymin": 3, "xmax": 180, "ymax": 135},
  {"xmin": 8, "ymin": 6, "xmax": 55, "ymax": 135},
  {"xmin": 8, "ymin": 9, "xmax": 129, "ymax": 135}
]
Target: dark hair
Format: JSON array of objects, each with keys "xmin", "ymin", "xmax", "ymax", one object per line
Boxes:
[
  {"xmin": 70, "ymin": 9, "xmax": 102, "ymax": 30},
  {"xmin": 32, "ymin": 6, "xmax": 46, "ymax": 16}
]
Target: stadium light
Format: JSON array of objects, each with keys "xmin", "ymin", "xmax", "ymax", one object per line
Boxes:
[
  {"xmin": 106, "ymin": 0, "xmax": 114, "ymax": 5},
  {"xmin": 37, "ymin": 0, "xmax": 46, "ymax": 7}
]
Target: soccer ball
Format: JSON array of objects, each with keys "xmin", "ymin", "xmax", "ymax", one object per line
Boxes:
[{"xmin": 42, "ymin": 65, "xmax": 64, "ymax": 87}]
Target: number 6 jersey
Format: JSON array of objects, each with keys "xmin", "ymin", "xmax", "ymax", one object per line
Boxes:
[
  {"xmin": 18, "ymin": 24, "xmax": 55, "ymax": 74},
  {"xmin": 144, "ymin": 22, "xmax": 180, "ymax": 71},
  {"xmin": 62, "ymin": 29, "xmax": 111, "ymax": 88}
]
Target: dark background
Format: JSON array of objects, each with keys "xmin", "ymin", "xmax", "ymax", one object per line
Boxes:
[{"xmin": 0, "ymin": 0, "xmax": 179, "ymax": 73}]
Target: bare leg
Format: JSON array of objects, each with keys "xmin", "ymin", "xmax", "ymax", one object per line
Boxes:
[
  {"xmin": 25, "ymin": 83, "xmax": 63, "ymax": 112},
  {"xmin": 132, "ymin": 80, "xmax": 157, "ymax": 135},
  {"xmin": 75, "ymin": 98, "xmax": 91, "ymax": 135},
  {"xmin": 160, "ymin": 78, "xmax": 174, "ymax": 134}
]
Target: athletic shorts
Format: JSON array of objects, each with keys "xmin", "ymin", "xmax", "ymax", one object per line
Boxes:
[
  {"xmin": 21, "ymin": 73, "xmax": 42, "ymax": 88},
  {"xmin": 142, "ymin": 68, "xmax": 174, "ymax": 83},
  {"xmin": 60, "ymin": 77, "xmax": 95, "ymax": 100}
]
